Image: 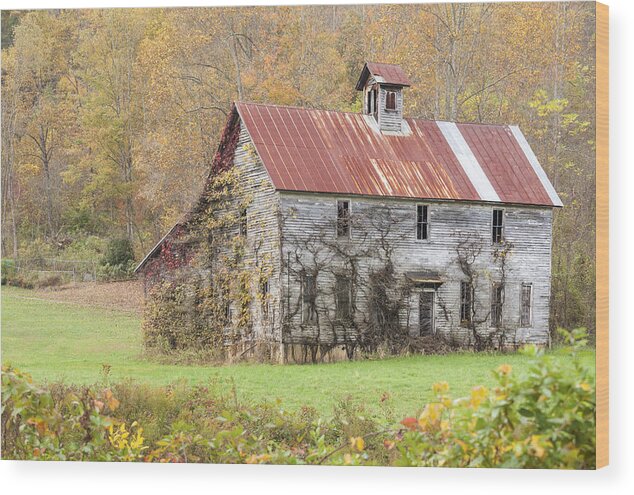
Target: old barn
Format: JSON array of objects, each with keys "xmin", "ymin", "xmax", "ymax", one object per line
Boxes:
[{"xmin": 136, "ymin": 62, "xmax": 562, "ymax": 363}]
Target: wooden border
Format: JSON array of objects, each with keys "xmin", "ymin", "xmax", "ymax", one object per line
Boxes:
[{"xmin": 595, "ymin": 1, "xmax": 609, "ymax": 470}]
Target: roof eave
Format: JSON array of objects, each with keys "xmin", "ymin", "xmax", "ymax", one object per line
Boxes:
[
  {"xmin": 354, "ymin": 64, "xmax": 371, "ymax": 91},
  {"xmin": 275, "ymin": 188, "xmax": 561, "ymax": 208},
  {"xmin": 134, "ymin": 223, "xmax": 181, "ymax": 274}
]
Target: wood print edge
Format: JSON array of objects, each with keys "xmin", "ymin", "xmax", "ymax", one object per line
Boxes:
[{"xmin": 595, "ymin": 0, "xmax": 609, "ymax": 470}]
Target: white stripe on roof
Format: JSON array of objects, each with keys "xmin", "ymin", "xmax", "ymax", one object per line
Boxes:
[
  {"xmin": 436, "ymin": 121, "xmax": 501, "ymax": 203},
  {"xmin": 509, "ymin": 126, "xmax": 563, "ymax": 207}
]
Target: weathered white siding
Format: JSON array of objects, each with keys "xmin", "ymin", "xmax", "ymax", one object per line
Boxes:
[
  {"xmin": 227, "ymin": 127, "xmax": 282, "ymax": 345},
  {"xmin": 278, "ymin": 192, "xmax": 553, "ymax": 347},
  {"xmin": 377, "ymin": 85, "xmax": 404, "ymax": 133}
]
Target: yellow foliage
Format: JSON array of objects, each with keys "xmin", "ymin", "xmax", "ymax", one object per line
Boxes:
[{"xmin": 350, "ymin": 436, "xmax": 365, "ymax": 452}]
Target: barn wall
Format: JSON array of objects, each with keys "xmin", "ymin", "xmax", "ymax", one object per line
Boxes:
[
  {"xmin": 224, "ymin": 126, "xmax": 283, "ymax": 349},
  {"xmin": 279, "ymin": 192, "xmax": 553, "ymax": 348}
]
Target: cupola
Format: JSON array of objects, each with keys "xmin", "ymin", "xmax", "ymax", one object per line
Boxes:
[{"xmin": 355, "ymin": 62, "xmax": 411, "ymax": 134}]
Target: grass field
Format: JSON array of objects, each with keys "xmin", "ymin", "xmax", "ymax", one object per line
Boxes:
[{"xmin": 1, "ymin": 285, "xmax": 595, "ymax": 416}]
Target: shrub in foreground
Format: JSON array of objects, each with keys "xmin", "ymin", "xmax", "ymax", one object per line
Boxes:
[
  {"xmin": 393, "ymin": 329, "xmax": 595, "ymax": 468},
  {"xmin": 1, "ymin": 329, "xmax": 595, "ymax": 467}
]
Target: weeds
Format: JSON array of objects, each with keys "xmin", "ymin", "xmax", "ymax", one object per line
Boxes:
[{"xmin": 1, "ymin": 329, "xmax": 595, "ymax": 468}]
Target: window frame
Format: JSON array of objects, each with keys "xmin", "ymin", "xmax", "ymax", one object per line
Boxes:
[
  {"xmin": 335, "ymin": 274, "xmax": 353, "ymax": 321},
  {"xmin": 419, "ymin": 289, "xmax": 436, "ymax": 336},
  {"xmin": 416, "ymin": 204, "xmax": 430, "ymax": 241},
  {"xmin": 460, "ymin": 281, "xmax": 474, "ymax": 326},
  {"xmin": 336, "ymin": 199, "xmax": 351, "ymax": 239},
  {"xmin": 385, "ymin": 90, "xmax": 397, "ymax": 111},
  {"xmin": 367, "ymin": 87, "xmax": 378, "ymax": 117},
  {"xmin": 520, "ymin": 283, "xmax": 533, "ymax": 327},
  {"xmin": 259, "ymin": 277, "xmax": 270, "ymax": 320},
  {"xmin": 301, "ymin": 273, "xmax": 318, "ymax": 324},
  {"xmin": 490, "ymin": 282, "xmax": 505, "ymax": 328},
  {"xmin": 239, "ymin": 207, "xmax": 248, "ymax": 237},
  {"xmin": 492, "ymin": 208, "xmax": 504, "ymax": 244},
  {"xmin": 373, "ymin": 88, "xmax": 378, "ymax": 117},
  {"xmin": 224, "ymin": 302, "xmax": 233, "ymax": 326}
]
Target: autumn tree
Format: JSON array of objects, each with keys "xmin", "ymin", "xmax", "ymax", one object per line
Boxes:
[{"xmin": 1, "ymin": 3, "xmax": 598, "ymax": 336}]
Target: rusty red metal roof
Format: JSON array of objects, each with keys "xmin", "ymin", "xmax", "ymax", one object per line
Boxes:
[
  {"xmin": 457, "ymin": 123, "xmax": 553, "ymax": 206},
  {"xmin": 355, "ymin": 62, "xmax": 412, "ymax": 90},
  {"xmin": 235, "ymin": 102, "xmax": 562, "ymax": 207}
]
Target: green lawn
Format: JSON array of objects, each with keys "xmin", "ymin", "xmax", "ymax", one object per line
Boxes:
[{"xmin": 1, "ymin": 286, "xmax": 595, "ymax": 416}]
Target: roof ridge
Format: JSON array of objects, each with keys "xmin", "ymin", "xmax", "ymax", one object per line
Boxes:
[
  {"xmin": 366, "ymin": 61, "xmax": 404, "ymax": 66},
  {"xmin": 236, "ymin": 101, "xmax": 513, "ymax": 128},
  {"xmin": 235, "ymin": 100, "xmax": 362, "ymax": 118}
]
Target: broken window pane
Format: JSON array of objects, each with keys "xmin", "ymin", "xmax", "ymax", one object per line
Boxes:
[
  {"xmin": 386, "ymin": 91, "xmax": 396, "ymax": 110},
  {"xmin": 491, "ymin": 283, "xmax": 504, "ymax": 327},
  {"xmin": 302, "ymin": 274, "xmax": 317, "ymax": 323},
  {"xmin": 335, "ymin": 275, "xmax": 352, "ymax": 320},
  {"xmin": 337, "ymin": 200, "xmax": 350, "ymax": 238},
  {"xmin": 460, "ymin": 281, "xmax": 473, "ymax": 325},
  {"xmin": 520, "ymin": 283, "xmax": 532, "ymax": 327},
  {"xmin": 419, "ymin": 291, "xmax": 435, "ymax": 336},
  {"xmin": 239, "ymin": 208, "xmax": 248, "ymax": 237},
  {"xmin": 260, "ymin": 277, "xmax": 270, "ymax": 319}
]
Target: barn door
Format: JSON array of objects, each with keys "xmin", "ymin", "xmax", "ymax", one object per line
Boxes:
[{"xmin": 419, "ymin": 291, "xmax": 435, "ymax": 336}]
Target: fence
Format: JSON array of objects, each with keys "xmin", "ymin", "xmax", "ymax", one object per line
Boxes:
[{"xmin": 13, "ymin": 258, "xmax": 99, "ymax": 284}]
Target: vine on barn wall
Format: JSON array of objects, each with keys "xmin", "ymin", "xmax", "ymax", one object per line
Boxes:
[
  {"xmin": 281, "ymin": 207, "xmax": 420, "ymax": 361},
  {"xmin": 140, "ymin": 116, "xmax": 275, "ymax": 360},
  {"xmin": 281, "ymin": 208, "xmax": 519, "ymax": 362}
]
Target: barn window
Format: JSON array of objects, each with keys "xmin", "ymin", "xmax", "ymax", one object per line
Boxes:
[
  {"xmin": 239, "ymin": 208, "xmax": 248, "ymax": 237},
  {"xmin": 260, "ymin": 277, "xmax": 270, "ymax": 319},
  {"xmin": 335, "ymin": 275, "xmax": 352, "ymax": 320},
  {"xmin": 337, "ymin": 200, "xmax": 350, "ymax": 238},
  {"xmin": 222, "ymin": 283, "xmax": 232, "ymax": 325},
  {"xmin": 491, "ymin": 283, "xmax": 504, "ymax": 327},
  {"xmin": 373, "ymin": 89, "xmax": 378, "ymax": 117},
  {"xmin": 460, "ymin": 281, "xmax": 474, "ymax": 325},
  {"xmin": 416, "ymin": 205, "xmax": 429, "ymax": 240},
  {"xmin": 367, "ymin": 88, "xmax": 379, "ymax": 116},
  {"xmin": 386, "ymin": 91, "xmax": 396, "ymax": 110},
  {"xmin": 302, "ymin": 274, "xmax": 317, "ymax": 323},
  {"xmin": 419, "ymin": 291, "xmax": 435, "ymax": 336},
  {"xmin": 520, "ymin": 283, "xmax": 533, "ymax": 327},
  {"xmin": 224, "ymin": 303, "xmax": 232, "ymax": 325},
  {"xmin": 492, "ymin": 209, "xmax": 504, "ymax": 244}
]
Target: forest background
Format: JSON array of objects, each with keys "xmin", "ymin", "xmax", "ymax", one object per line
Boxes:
[{"xmin": 0, "ymin": 2, "xmax": 597, "ymax": 335}]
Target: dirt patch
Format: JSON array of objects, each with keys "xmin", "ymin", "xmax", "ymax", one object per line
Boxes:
[{"xmin": 24, "ymin": 280, "xmax": 144, "ymax": 314}]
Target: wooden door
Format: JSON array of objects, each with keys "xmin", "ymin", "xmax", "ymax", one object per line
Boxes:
[{"xmin": 419, "ymin": 291, "xmax": 435, "ymax": 336}]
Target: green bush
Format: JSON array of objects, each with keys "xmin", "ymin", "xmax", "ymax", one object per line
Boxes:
[
  {"xmin": 97, "ymin": 259, "xmax": 136, "ymax": 282},
  {"xmin": 392, "ymin": 328, "xmax": 595, "ymax": 469},
  {"xmin": 142, "ymin": 280, "xmax": 224, "ymax": 354},
  {"xmin": 96, "ymin": 238, "xmax": 136, "ymax": 281},
  {"xmin": 17, "ymin": 239, "xmax": 55, "ymax": 265},
  {"xmin": 1, "ymin": 259, "xmax": 16, "ymax": 285},
  {"xmin": 1, "ymin": 367, "xmax": 145, "ymax": 461},
  {"xmin": 62, "ymin": 206, "xmax": 103, "ymax": 235},
  {"xmin": 102, "ymin": 238, "xmax": 135, "ymax": 267},
  {"xmin": 1, "ymin": 329, "xmax": 595, "ymax": 467},
  {"xmin": 4, "ymin": 271, "xmax": 35, "ymax": 289},
  {"xmin": 62, "ymin": 235, "xmax": 107, "ymax": 262}
]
